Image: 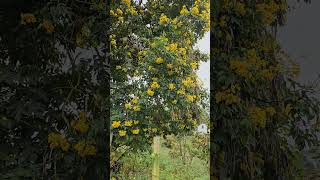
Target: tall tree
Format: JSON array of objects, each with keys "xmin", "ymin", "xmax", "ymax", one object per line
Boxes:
[
  {"xmin": 0, "ymin": 0, "xmax": 109, "ymax": 179},
  {"xmin": 212, "ymin": 0, "xmax": 319, "ymax": 179}
]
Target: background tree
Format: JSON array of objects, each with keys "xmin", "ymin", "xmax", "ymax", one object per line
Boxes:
[
  {"xmin": 212, "ymin": 0, "xmax": 319, "ymax": 179},
  {"xmin": 0, "ymin": 0, "xmax": 109, "ymax": 179}
]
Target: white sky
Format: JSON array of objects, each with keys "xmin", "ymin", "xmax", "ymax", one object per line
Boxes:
[{"xmin": 195, "ymin": 32, "xmax": 210, "ymax": 92}]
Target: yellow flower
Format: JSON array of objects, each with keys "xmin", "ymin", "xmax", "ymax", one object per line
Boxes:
[
  {"xmin": 249, "ymin": 105, "xmax": 267, "ymax": 128},
  {"xmin": 168, "ymin": 83, "xmax": 175, "ymax": 90},
  {"xmin": 180, "ymin": 5, "xmax": 189, "ymax": 15},
  {"xmin": 167, "ymin": 63, "xmax": 173, "ymax": 69},
  {"xmin": 48, "ymin": 132, "xmax": 70, "ymax": 151},
  {"xmin": 112, "ymin": 121, "xmax": 121, "ymax": 128},
  {"xmin": 110, "ymin": 10, "xmax": 117, "ymax": 17},
  {"xmin": 122, "ymin": 0, "xmax": 131, "ymax": 6},
  {"xmin": 165, "ymin": 43, "xmax": 178, "ymax": 51},
  {"xmin": 133, "ymin": 106, "xmax": 141, "ymax": 112},
  {"xmin": 229, "ymin": 60, "xmax": 252, "ymax": 80},
  {"xmin": 177, "ymin": 89, "xmax": 185, "ymax": 95},
  {"xmin": 148, "ymin": 66, "xmax": 155, "ymax": 72},
  {"xmin": 60, "ymin": 140, "xmax": 70, "ymax": 152},
  {"xmin": 205, "ymin": 3, "xmax": 210, "ymax": 11},
  {"xmin": 190, "ymin": 61, "xmax": 198, "ymax": 70},
  {"xmin": 191, "ymin": 6, "xmax": 199, "ymax": 15},
  {"xmin": 71, "ymin": 118, "xmax": 89, "ymax": 134},
  {"xmin": 132, "ymin": 97, "xmax": 139, "ymax": 104},
  {"xmin": 179, "ymin": 48, "xmax": 187, "ymax": 56},
  {"xmin": 41, "ymin": 20, "xmax": 54, "ymax": 33},
  {"xmin": 21, "ymin": 13, "xmax": 37, "ymax": 25},
  {"xmin": 133, "ymin": 120, "xmax": 139, "ymax": 125},
  {"xmin": 156, "ymin": 57, "xmax": 164, "ymax": 64},
  {"xmin": 119, "ymin": 130, "xmax": 127, "ymax": 137},
  {"xmin": 147, "ymin": 89, "xmax": 155, "ymax": 96},
  {"xmin": 132, "ymin": 129, "xmax": 140, "ymax": 135},
  {"xmin": 129, "ymin": 7, "xmax": 138, "ymax": 15},
  {"xmin": 151, "ymin": 81, "xmax": 160, "ymax": 89},
  {"xmin": 186, "ymin": 95, "xmax": 196, "ymax": 103},
  {"xmin": 159, "ymin": 13, "xmax": 169, "ymax": 24},
  {"xmin": 74, "ymin": 140, "xmax": 96, "ymax": 157},
  {"xmin": 116, "ymin": 8, "xmax": 123, "ymax": 15},
  {"xmin": 124, "ymin": 120, "xmax": 133, "ymax": 127},
  {"xmin": 118, "ymin": 16, "xmax": 124, "ymax": 23},
  {"xmin": 182, "ymin": 77, "xmax": 195, "ymax": 88},
  {"xmin": 215, "ymin": 88, "xmax": 241, "ymax": 105},
  {"xmin": 124, "ymin": 103, "xmax": 132, "ymax": 109}
]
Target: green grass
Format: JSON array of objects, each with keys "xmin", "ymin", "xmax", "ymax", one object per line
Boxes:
[
  {"xmin": 111, "ymin": 135, "xmax": 209, "ymax": 180},
  {"xmin": 159, "ymin": 142, "xmax": 209, "ymax": 180}
]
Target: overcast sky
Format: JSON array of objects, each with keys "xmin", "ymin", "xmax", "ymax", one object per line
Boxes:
[
  {"xmin": 195, "ymin": 32, "xmax": 210, "ymax": 92},
  {"xmin": 278, "ymin": 0, "xmax": 320, "ymax": 84}
]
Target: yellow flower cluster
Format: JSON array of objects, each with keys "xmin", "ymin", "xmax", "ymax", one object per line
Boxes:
[
  {"xmin": 180, "ymin": 5, "xmax": 189, "ymax": 15},
  {"xmin": 48, "ymin": 132, "xmax": 70, "ymax": 151},
  {"xmin": 147, "ymin": 89, "xmax": 155, "ymax": 96},
  {"xmin": 191, "ymin": 6, "xmax": 200, "ymax": 15},
  {"xmin": 165, "ymin": 43, "xmax": 178, "ymax": 52},
  {"xmin": 249, "ymin": 106, "xmax": 267, "ymax": 128},
  {"xmin": 71, "ymin": 112, "xmax": 89, "ymax": 134},
  {"xmin": 229, "ymin": 49, "xmax": 276, "ymax": 81},
  {"xmin": 112, "ymin": 121, "xmax": 121, "ymax": 128},
  {"xmin": 125, "ymin": 103, "xmax": 132, "ymax": 109},
  {"xmin": 128, "ymin": 6, "xmax": 138, "ymax": 16},
  {"xmin": 182, "ymin": 77, "xmax": 196, "ymax": 88},
  {"xmin": 156, "ymin": 57, "xmax": 164, "ymax": 64},
  {"xmin": 215, "ymin": 85, "xmax": 241, "ymax": 105},
  {"xmin": 177, "ymin": 88, "xmax": 186, "ymax": 95},
  {"xmin": 122, "ymin": 0, "xmax": 131, "ymax": 6},
  {"xmin": 256, "ymin": 1, "xmax": 279, "ymax": 25},
  {"xmin": 190, "ymin": 61, "xmax": 198, "ymax": 70},
  {"xmin": 41, "ymin": 20, "xmax": 54, "ymax": 33},
  {"xmin": 132, "ymin": 129, "xmax": 140, "ymax": 135},
  {"xmin": 74, "ymin": 140, "xmax": 96, "ymax": 157},
  {"xmin": 229, "ymin": 60, "xmax": 252, "ymax": 80},
  {"xmin": 119, "ymin": 130, "xmax": 126, "ymax": 136},
  {"xmin": 159, "ymin": 14, "xmax": 169, "ymax": 24},
  {"xmin": 168, "ymin": 83, "xmax": 176, "ymax": 90},
  {"xmin": 21, "ymin": 13, "xmax": 37, "ymax": 25},
  {"xmin": 249, "ymin": 105, "xmax": 277, "ymax": 128},
  {"xmin": 133, "ymin": 105, "xmax": 141, "ymax": 111},
  {"xmin": 186, "ymin": 95, "xmax": 196, "ymax": 103},
  {"xmin": 151, "ymin": 81, "xmax": 160, "ymax": 89}
]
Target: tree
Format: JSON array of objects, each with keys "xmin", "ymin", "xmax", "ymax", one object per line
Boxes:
[
  {"xmin": 0, "ymin": 0, "xmax": 109, "ymax": 179},
  {"xmin": 109, "ymin": 0, "xmax": 210, "ymax": 175},
  {"xmin": 212, "ymin": 0, "xmax": 319, "ymax": 179}
]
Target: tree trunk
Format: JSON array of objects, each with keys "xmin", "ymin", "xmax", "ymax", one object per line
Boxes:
[{"xmin": 152, "ymin": 136, "xmax": 160, "ymax": 180}]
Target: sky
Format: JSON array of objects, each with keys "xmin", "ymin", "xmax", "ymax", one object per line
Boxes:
[
  {"xmin": 278, "ymin": 0, "xmax": 320, "ymax": 84},
  {"xmin": 195, "ymin": 32, "xmax": 210, "ymax": 92}
]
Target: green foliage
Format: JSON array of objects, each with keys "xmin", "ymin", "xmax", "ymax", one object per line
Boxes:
[
  {"xmin": 212, "ymin": 0, "xmax": 320, "ymax": 179},
  {"xmin": 111, "ymin": 134, "xmax": 209, "ymax": 180},
  {"xmin": 0, "ymin": 0, "xmax": 108, "ymax": 179},
  {"xmin": 110, "ymin": 0, "xmax": 209, "ymax": 150}
]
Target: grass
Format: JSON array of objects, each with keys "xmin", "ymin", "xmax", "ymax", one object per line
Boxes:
[{"xmin": 111, "ymin": 135, "xmax": 209, "ymax": 180}]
